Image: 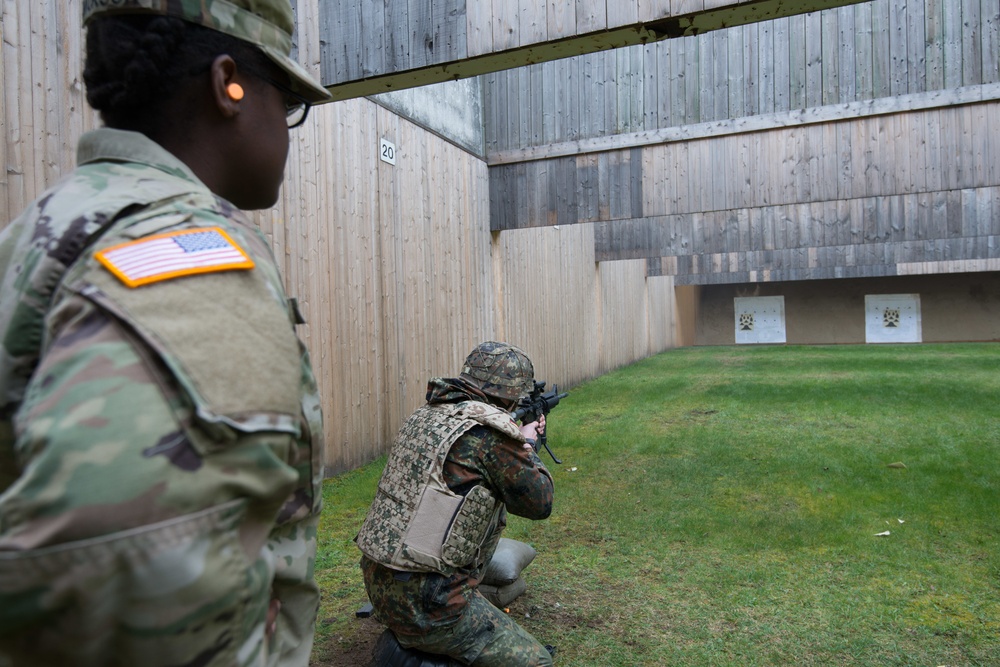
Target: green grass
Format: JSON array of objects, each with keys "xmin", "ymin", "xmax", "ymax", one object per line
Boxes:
[{"xmin": 312, "ymin": 343, "xmax": 1000, "ymax": 666}]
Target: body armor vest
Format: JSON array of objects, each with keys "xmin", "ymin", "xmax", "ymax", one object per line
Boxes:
[{"xmin": 356, "ymin": 400, "xmax": 523, "ymax": 574}]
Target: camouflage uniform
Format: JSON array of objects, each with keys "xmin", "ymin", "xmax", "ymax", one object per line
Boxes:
[
  {"xmin": 359, "ymin": 378, "xmax": 554, "ymax": 666},
  {"xmin": 0, "ymin": 128, "xmax": 324, "ymax": 667},
  {"xmin": 79, "ymin": 0, "xmax": 333, "ymax": 105}
]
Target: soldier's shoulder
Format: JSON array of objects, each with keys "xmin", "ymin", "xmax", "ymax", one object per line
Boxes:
[{"xmin": 457, "ymin": 401, "xmax": 519, "ymax": 431}]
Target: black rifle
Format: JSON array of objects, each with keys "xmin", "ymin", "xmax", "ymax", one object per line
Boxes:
[{"xmin": 512, "ymin": 380, "xmax": 568, "ymax": 464}]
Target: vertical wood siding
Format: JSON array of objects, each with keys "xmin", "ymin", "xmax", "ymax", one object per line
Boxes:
[
  {"xmin": 1, "ymin": 1, "xmax": 99, "ymax": 223},
  {"xmin": 2, "ymin": 1, "xmax": 680, "ymax": 473},
  {"xmin": 598, "ymin": 259, "xmax": 651, "ymax": 374},
  {"xmin": 486, "ymin": 0, "xmax": 1000, "ymax": 288},
  {"xmin": 617, "ymin": 104, "xmax": 1000, "ymax": 215},
  {"xmin": 492, "ymin": 99, "xmax": 1000, "ymax": 284},
  {"xmin": 485, "ymin": 0, "xmax": 1000, "ymax": 154},
  {"xmin": 257, "ymin": 97, "xmax": 501, "ymax": 473},
  {"xmin": 647, "ymin": 275, "xmax": 679, "ymax": 352},
  {"xmin": 493, "ymin": 224, "xmax": 677, "ymax": 388},
  {"xmin": 320, "ymin": 0, "xmax": 868, "ymax": 97}
]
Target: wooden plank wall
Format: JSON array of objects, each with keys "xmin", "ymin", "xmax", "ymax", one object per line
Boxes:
[
  {"xmin": 1, "ymin": 1, "xmax": 98, "ymax": 223},
  {"xmin": 485, "ymin": 0, "xmax": 1000, "ymax": 154},
  {"xmin": 598, "ymin": 186, "xmax": 1000, "ymax": 284},
  {"xmin": 1, "ymin": 1, "xmax": 680, "ymax": 473},
  {"xmin": 492, "ymin": 224, "xmax": 677, "ymax": 387},
  {"xmin": 494, "ymin": 101, "xmax": 1000, "ymax": 283},
  {"xmin": 258, "ymin": 96, "xmax": 500, "ymax": 472},
  {"xmin": 647, "ymin": 275, "xmax": 679, "ymax": 352},
  {"xmin": 487, "ymin": 0, "xmax": 1000, "ymax": 286},
  {"xmin": 498, "ymin": 100, "xmax": 1000, "ymax": 221},
  {"xmin": 319, "ymin": 0, "xmax": 867, "ymax": 99},
  {"xmin": 492, "ymin": 224, "xmax": 603, "ymax": 388},
  {"xmin": 598, "ymin": 259, "xmax": 651, "ymax": 375}
]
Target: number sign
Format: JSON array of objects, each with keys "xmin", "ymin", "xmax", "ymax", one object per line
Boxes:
[{"xmin": 379, "ymin": 138, "xmax": 396, "ymax": 165}]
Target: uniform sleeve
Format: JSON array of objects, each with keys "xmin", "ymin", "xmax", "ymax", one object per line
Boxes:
[
  {"xmin": 1, "ymin": 294, "xmax": 299, "ymax": 548},
  {"xmin": 445, "ymin": 426, "xmax": 553, "ymax": 521},
  {"xmin": 0, "ymin": 295, "xmax": 299, "ymax": 666}
]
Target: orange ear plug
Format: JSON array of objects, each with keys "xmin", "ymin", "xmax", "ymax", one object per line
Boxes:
[{"xmin": 226, "ymin": 83, "xmax": 244, "ymax": 101}]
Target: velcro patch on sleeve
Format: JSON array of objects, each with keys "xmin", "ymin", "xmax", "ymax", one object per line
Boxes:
[{"xmin": 95, "ymin": 226, "xmax": 254, "ymax": 288}]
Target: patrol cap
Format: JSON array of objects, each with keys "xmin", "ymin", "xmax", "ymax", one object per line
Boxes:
[
  {"xmin": 460, "ymin": 341, "xmax": 534, "ymax": 402},
  {"xmin": 82, "ymin": 0, "xmax": 333, "ymax": 104}
]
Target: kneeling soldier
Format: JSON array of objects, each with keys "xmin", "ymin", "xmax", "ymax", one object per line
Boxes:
[{"xmin": 357, "ymin": 341, "xmax": 555, "ymax": 666}]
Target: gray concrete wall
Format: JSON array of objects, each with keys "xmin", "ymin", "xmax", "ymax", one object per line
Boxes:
[
  {"xmin": 696, "ymin": 273, "xmax": 1000, "ymax": 346},
  {"xmin": 371, "ymin": 78, "xmax": 484, "ymax": 157}
]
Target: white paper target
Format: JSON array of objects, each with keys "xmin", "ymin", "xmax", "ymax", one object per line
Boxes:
[
  {"xmin": 734, "ymin": 296, "xmax": 786, "ymax": 344},
  {"xmin": 865, "ymin": 294, "xmax": 921, "ymax": 343}
]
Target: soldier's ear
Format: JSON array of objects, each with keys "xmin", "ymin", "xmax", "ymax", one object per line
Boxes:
[{"xmin": 209, "ymin": 55, "xmax": 242, "ymax": 121}]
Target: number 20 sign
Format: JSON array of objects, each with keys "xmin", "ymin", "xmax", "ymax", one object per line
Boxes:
[{"xmin": 379, "ymin": 138, "xmax": 396, "ymax": 165}]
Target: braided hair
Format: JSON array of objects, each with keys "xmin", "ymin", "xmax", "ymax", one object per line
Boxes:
[{"xmin": 83, "ymin": 15, "xmax": 272, "ymax": 133}]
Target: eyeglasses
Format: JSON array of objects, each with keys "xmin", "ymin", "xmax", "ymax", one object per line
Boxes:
[
  {"xmin": 190, "ymin": 59, "xmax": 313, "ymax": 129},
  {"xmin": 252, "ymin": 71, "xmax": 312, "ymax": 129}
]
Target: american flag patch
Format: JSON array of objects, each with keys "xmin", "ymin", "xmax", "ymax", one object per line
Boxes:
[{"xmin": 95, "ymin": 227, "xmax": 254, "ymax": 288}]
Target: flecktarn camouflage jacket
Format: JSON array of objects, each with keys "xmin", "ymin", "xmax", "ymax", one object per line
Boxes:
[{"xmin": 359, "ymin": 378, "xmax": 553, "ymax": 636}]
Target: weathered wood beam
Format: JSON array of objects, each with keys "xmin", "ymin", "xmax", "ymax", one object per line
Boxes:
[
  {"xmin": 593, "ymin": 186, "xmax": 1000, "ymax": 285},
  {"xmin": 320, "ymin": 0, "xmax": 868, "ymax": 102},
  {"xmin": 487, "ymin": 83, "xmax": 1000, "ymax": 166}
]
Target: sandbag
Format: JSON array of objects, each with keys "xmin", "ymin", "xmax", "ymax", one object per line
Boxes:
[
  {"xmin": 481, "ymin": 538, "xmax": 536, "ymax": 586},
  {"xmin": 478, "ymin": 576, "xmax": 527, "ymax": 608}
]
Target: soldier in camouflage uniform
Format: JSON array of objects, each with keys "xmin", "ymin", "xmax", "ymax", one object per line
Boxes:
[
  {"xmin": 0, "ymin": 1, "xmax": 331, "ymax": 666},
  {"xmin": 356, "ymin": 342, "xmax": 555, "ymax": 666}
]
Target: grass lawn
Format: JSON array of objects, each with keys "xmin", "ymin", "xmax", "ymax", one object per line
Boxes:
[{"xmin": 311, "ymin": 343, "xmax": 1000, "ymax": 666}]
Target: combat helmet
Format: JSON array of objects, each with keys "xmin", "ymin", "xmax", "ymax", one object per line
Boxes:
[
  {"xmin": 82, "ymin": 0, "xmax": 332, "ymax": 104},
  {"xmin": 460, "ymin": 341, "xmax": 534, "ymax": 403}
]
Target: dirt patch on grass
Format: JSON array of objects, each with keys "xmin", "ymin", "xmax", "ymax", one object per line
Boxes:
[
  {"xmin": 312, "ymin": 617, "xmax": 383, "ymax": 667},
  {"xmin": 312, "ymin": 591, "xmax": 599, "ymax": 665}
]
